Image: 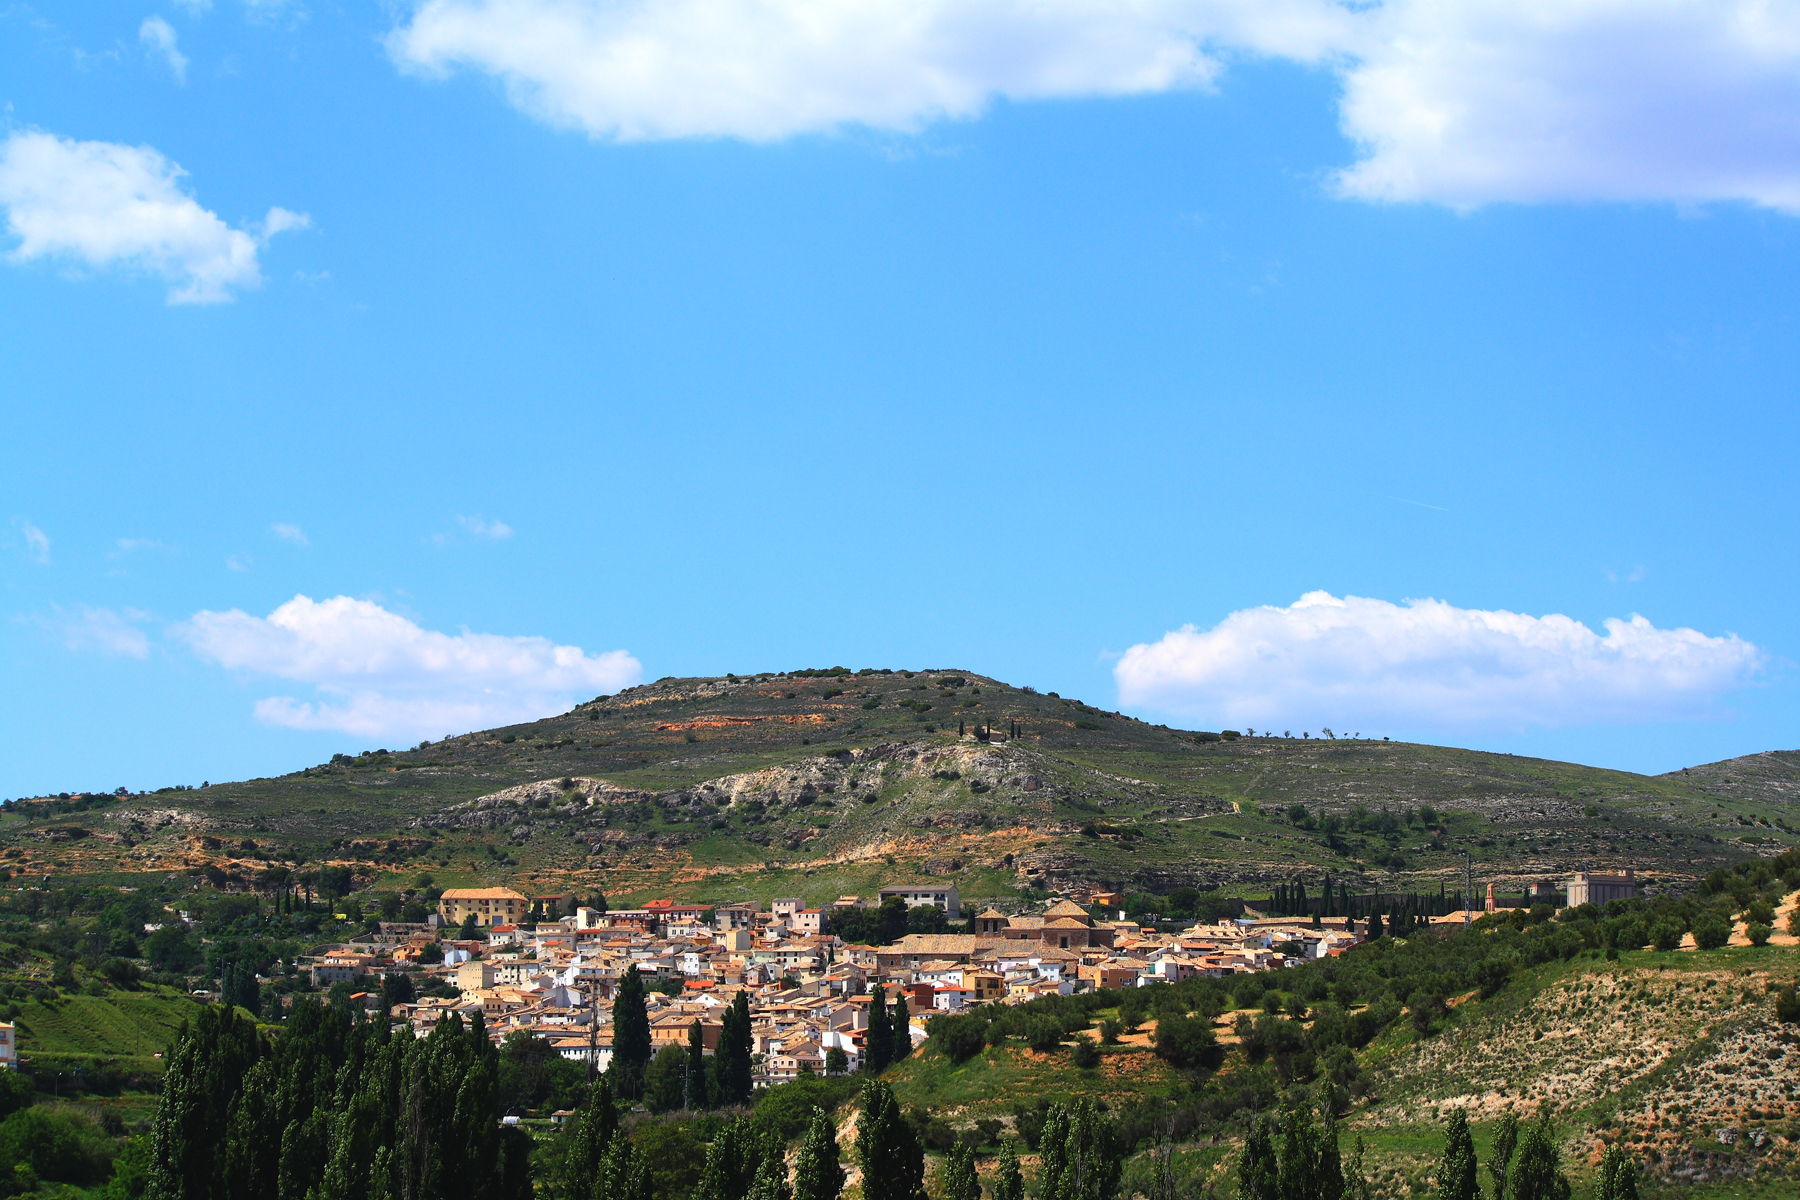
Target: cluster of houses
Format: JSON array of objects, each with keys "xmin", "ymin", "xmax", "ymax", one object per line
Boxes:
[{"xmin": 302, "ymin": 883, "xmax": 1362, "ymax": 1089}]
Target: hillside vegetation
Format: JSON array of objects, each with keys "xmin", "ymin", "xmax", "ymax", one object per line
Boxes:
[{"xmin": 7, "ymin": 669, "xmax": 1798, "ymax": 903}]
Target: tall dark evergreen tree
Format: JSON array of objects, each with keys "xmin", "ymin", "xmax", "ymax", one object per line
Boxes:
[
  {"xmin": 684, "ymin": 1019, "xmax": 708, "ymax": 1110},
  {"xmin": 889, "ymin": 994, "xmax": 912, "ymax": 1064},
  {"xmin": 865, "ymin": 990, "xmax": 893, "ymax": 1074},
  {"xmin": 610, "ymin": 966, "xmax": 652, "ymax": 1100},
  {"xmin": 709, "ymin": 990, "xmax": 754, "ymax": 1106}
]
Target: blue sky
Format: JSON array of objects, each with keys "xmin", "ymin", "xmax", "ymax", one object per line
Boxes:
[{"xmin": 4, "ymin": 0, "xmax": 1798, "ymax": 797}]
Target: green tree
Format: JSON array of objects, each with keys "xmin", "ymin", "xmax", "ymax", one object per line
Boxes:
[
  {"xmin": 866, "ymin": 991, "xmax": 893, "ymax": 1074},
  {"xmin": 694, "ymin": 1118, "xmax": 765, "ymax": 1200},
  {"xmin": 992, "ymin": 1140, "xmax": 1025, "ymax": 1200},
  {"xmin": 1037, "ymin": 1099, "xmax": 1122, "ymax": 1200},
  {"xmin": 1435, "ymin": 1109, "xmax": 1479, "ymax": 1200},
  {"xmin": 747, "ymin": 1152, "xmax": 792, "ymax": 1200},
  {"xmin": 1594, "ymin": 1146, "xmax": 1640, "ymax": 1200},
  {"xmin": 855, "ymin": 1080, "xmax": 925, "ymax": 1200},
  {"xmin": 1508, "ymin": 1119, "xmax": 1570, "ymax": 1200},
  {"xmin": 610, "ymin": 966, "xmax": 652, "ymax": 1101},
  {"xmin": 711, "ymin": 990, "xmax": 754, "ymax": 1106},
  {"xmin": 146, "ymin": 1005, "xmax": 264, "ymax": 1200},
  {"xmin": 890, "ymin": 994, "xmax": 912, "ymax": 1064},
  {"xmin": 941, "ymin": 1141, "xmax": 980, "ymax": 1200},
  {"xmin": 1488, "ymin": 1113, "xmax": 1519, "ymax": 1200},
  {"xmin": 1238, "ymin": 1116, "xmax": 1279, "ymax": 1200},
  {"xmin": 685, "ymin": 1020, "xmax": 709, "ymax": 1109},
  {"xmin": 792, "ymin": 1108, "xmax": 845, "ymax": 1200},
  {"xmin": 644, "ymin": 1044, "xmax": 688, "ymax": 1114}
]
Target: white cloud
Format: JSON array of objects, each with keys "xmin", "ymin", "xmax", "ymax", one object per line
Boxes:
[
  {"xmin": 1115, "ymin": 591, "xmax": 1761, "ymax": 733},
  {"xmin": 114, "ymin": 537, "xmax": 174, "ymax": 555},
  {"xmin": 1332, "ymin": 1, "xmax": 1800, "ymax": 213},
  {"xmin": 140, "ymin": 15, "xmax": 188, "ymax": 83},
  {"xmin": 174, "ymin": 0, "xmax": 213, "ymax": 13},
  {"xmin": 271, "ymin": 522, "xmax": 309, "ymax": 545},
  {"xmin": 175, "ymin": 594, "xmax": 643, "ymax": 739},
  {"xmin": 41, "ymin": 604, "xmax": 152, "ymax": 659},
  {"xmin": 226, "ymin": 553, "xmax": 251, "ymax": 572},
  {"xmin": 456, "ymin": 514, "xmax": 514, "ymax": 540},
  {"xmin": 387, "ymin": 0, "xmax": 1349, "ymax": 143},
  {"xmin": 387, "ymin": 0, "xmax": 1800, "ymax": 213},
  {"xmin": 0, "ymin": 130, "xmax": 308, "ymax": 304},
  {"xmin": 14, "ymin": 519, "xmax": 51, "ymax": 564}
]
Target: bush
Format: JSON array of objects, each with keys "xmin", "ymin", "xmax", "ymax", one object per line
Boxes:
[
  {"xmin": 1153, "ymin": 1014, "xmax": 1223, "ymax": 1071},
  {"xmin": 1070, "ymin": 1039, "xmax": 1100, "ymax": 1069},
  {"xmin": 1746, "ymin": 922, "xmax": 1773, "ymax": 947},
  {"xmin": 1692, "ymin": 916, "xmax": 1732, "ymax": 951},
  {"xmin": 0, "ymin": 1107, "xmax": 113, "ymax": 1187}
]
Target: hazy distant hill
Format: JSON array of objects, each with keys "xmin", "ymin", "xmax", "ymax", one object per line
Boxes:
[{"xmin": 8, "ymin": 669, "xmax": 1795, "ymax": 903}]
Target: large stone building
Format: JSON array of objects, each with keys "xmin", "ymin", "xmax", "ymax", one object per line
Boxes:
[
  {"xmin": 1565, "ymin": 870, "xmax": 1639, "ymax": 908},
  {"xmin": 438, "ymin": 887, "xmax": 530, "ymax": 927},
  {"xmin": 878, "ymin": 885, "xmax": 961, "ymax": 919}
]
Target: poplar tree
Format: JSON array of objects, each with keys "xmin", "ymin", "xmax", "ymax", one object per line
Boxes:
[
  {"xmin": 1037, "ymin": 1099, "xmax": 1122, "ymax": 1200},
  {"xmin": 694, "ymin": 1117, "xmax": 764, "ymax": 1200},
  {"xmin": 1594, "ymin": 1146, "xmax": 1640, "ymax": 1200},
  {"xmin": 1509, "ymin": 1119, "xmax": 1571, "ymax": 1200},
  {"xmin": 792, "ymin": 1107, "xmax": 845, "ymax": 1200},
  {"xmin": 992, "ymin": 1139, "xmax": 1025, "ymax": 1200},
  {"xmin": 1488, "ymin": 1114, "xmax": 1519, "ymax": 1200},
  {"xmin": 856, "ymin": 1079, "xmax": 925, "ymax": 1200},
  {"xmin": 1237, "ymin": 1116, "xmax": 1279, "ymax": 1200},
  {"xmin": 1436, "ymin": 1109, "xmax": 1480, "ymax": 1200},
  {"xmin": 941, "ymin": 1142, "xmax": 980, "ymax": 1200},
  {"xmin": 747, "ymin": 1153, "xmax": 793, "ymax": 1200},
  {"xmin": 146, "ymin": 1004, "xmax": 264, "ymax": 1200}
]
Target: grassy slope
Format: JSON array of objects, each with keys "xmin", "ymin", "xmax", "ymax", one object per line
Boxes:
[
  {"xmin": 8, "ymin": 670, "xmax": 1797, "ymax": 900},
  {"xmin": 11, "ymin": 985, "xmax": 199, "ymax": 1074},
  {"xmin": 884, "ymin": 942, "xmax": 1800, "ymax": 1200}
]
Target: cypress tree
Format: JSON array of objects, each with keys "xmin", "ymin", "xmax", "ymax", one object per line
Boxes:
[
  {"xmin": 792, "ymin": 1107, "xmax": 845, "ymax": 1200},
  {"xmin": 685, "ymin": 1019, "xmax": 708, "ymax": 1110},
  {"xmin": 866, "ymin": 990, "xmax": 893, "ymax": 1074},
  {"xmin": 1488, "ymin": 1113, "xmax": 1519, "ymax": 1200},
  {"xmin": 610, "ymin": 966, "xmax": 652, "ymax": 1100},
  {"xmin": 1436, "ymin": 1109, "xmax": 1480, "ymax": 1200},
  {"xmin": 855, "ymin": 1079, "xmax": 925, "ymax": 1200},
  {"xmin": 889, "ymin": 994, "xmax": 912, "ymax": 1064},
  {"xmin": 715, "ymin": 989, "xmax": 754, "ymax": 1105},
  {"xmin": 941, "ymin": 1141, "xmax": 980, "ymax": 1200}
]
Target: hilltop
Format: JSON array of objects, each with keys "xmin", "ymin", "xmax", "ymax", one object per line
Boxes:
[{"xmin": 6, "ymin": 668, "xmax": 1797, "ymax": 903}]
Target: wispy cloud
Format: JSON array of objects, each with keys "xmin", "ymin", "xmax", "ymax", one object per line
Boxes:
[
  {"xmin": 38, "ymin": 604, "xmax": 153, "ymax": 659},
  {"xmin": 139, "ymin": 15, "xmax": 188, "ymax": 83},
  {"xmin": 1116, "ymin": 590, "xmax": 1761, "ymax": 733},
  {"xmin": 175, "ymin": 594, "xmax": 642, "ymax": 739},
  {"xmin": 226, "ymin": 553, "xmax": 251, "ymax": 572},
  {"xmin": 14, "ymin": 519, "xmax": 51, "ymax": 564},
  {"xmin": 271, "ymin": 522, "xmax": 310, "ymax": 546},
  {"xmin": 0, "ymin": 130, "xmax": 308, "ymax": 304},
  {"xmin": 456, "ymin": 514, "xmax": 514, "ymax": 540}
]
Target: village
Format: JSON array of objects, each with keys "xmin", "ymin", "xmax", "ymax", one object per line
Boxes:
[{"xmin": 302, "ymin": 882, "xmax": 1371, "ymax": 1089}]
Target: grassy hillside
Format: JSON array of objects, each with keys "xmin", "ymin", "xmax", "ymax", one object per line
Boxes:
[{"xmin": 7, "ymin": 669, "xmax": 1797, "ymax": 901}]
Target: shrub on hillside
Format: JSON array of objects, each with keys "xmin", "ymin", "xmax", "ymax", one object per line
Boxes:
[
  {"xmin": 1692, "ymin": 916, "xmax": 1732, "ymax": 951},
  {"xmin": 1153, "ymin": 1014, "xmax": 1224, "ymax": 1071}
]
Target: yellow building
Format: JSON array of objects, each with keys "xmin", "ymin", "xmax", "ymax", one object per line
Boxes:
[{"xmin": 439, "ymin": 887, "xmax": 529, "ymax": 927}]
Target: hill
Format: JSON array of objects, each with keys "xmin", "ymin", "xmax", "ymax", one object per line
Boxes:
[{"xmin": 6, "ymin": 668, "xmax": 1796, "ymax": 903}]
